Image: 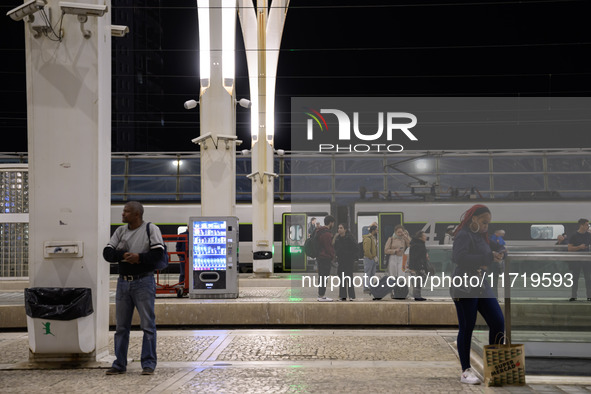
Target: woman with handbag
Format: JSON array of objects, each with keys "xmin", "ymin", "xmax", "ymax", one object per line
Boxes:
[
  {"xmin": 451, "ymin": 204, "xmax": 506, "ymax": 385},
  {"xmin": 384, "ymin": 225, "xmax": 411, "ymax": 297}
]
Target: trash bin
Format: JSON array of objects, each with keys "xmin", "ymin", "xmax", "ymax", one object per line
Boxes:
[{"xmin": 25, "ymin": 287, "xmax": 95, "ymax": 354}]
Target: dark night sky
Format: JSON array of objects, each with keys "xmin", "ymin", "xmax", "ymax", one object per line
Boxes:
[{"xmin": 2, "ymin": 0, "xmax": 591, "ymax": 152}]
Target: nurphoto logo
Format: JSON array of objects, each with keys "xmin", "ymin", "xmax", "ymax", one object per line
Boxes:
[{"xmin": 304, "ymin": 108, "xmax": 418, "ymax": 153}]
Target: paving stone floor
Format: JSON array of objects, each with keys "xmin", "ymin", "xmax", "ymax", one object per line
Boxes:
[{"xmin": 1, "ymin": 329, "xmax": 590, "ymax": 393}]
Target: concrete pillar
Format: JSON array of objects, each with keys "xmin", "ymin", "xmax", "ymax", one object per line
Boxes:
[
  {"xmin": 239, "ymin": 0, "xmax": 288, "ymax": 275},
  {"xmin": 197, "ymin": 0, "xmax": 237, "ymax": 217},
  {"xmin": 25, "ymin": 0, "xmax": 111, "ymax": 362}
]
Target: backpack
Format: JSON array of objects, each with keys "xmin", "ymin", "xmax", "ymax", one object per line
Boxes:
[
  {"xmin": 304, "ymin": 228, "xmax": 326, "ymax": 258},
  {"xmin": 146, "ymin": 222, "xmax": 169, "ymax": 271}
]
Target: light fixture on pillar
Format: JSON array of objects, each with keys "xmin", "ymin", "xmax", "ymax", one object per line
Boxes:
[
  {"xmin": 59, "ymin": 1, "xmax": 108, "ymax": 39},
  {"xmin": 197, "ymin": 0, "xmax": 210, "ymax": 88},
  {"xmin": 221, "ymin": 0, "xmax": 236, "ymax": 90},
  {"xmin": 184, "ymin": 99, "xmax": 199, "ymax": 110},
  {"xmin": 236, "ymin": 98, "xmax": 252, "ymax": 109}
]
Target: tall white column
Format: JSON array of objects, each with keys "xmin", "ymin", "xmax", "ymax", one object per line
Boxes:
[
  {"xmin": 25, "ymin": 0, "xmax": 111, "ymax": 361},
  {"xmin": 197, "ymin": 0, "xmax": 237, "ymax": 217},
  {"xmin": 239, "ymin": 0, "xmax": 289, "ymax": 275}
]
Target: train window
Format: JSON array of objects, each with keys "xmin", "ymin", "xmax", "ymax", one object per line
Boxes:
[
  {"xmin": 289, "ymin": 225, "xmax": 304, "ymax": 242},
  {"xmin": 530, "ymin": 225, "xmax": 565, "ymax": 240}
]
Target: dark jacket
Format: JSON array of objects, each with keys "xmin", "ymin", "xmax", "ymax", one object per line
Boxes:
[
  {"xmin": 452, "ymin": 228, "xmax": 505, "ymax": 275},
  {"xmin": 334, "ymin": 231, "xmax": 357, "ymax": 263},
  {"xmin": 408, "ymin": 237, "xmax": 428, "ymax": 272},
  {"xmin": 316, "ymin": 226, "xmax": 335, "ymax": 260}
]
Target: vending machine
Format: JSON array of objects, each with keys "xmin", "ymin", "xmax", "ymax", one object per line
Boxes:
[{"xmin": 188, "ymin": 216, "xmax": 239, "ymax": 298}]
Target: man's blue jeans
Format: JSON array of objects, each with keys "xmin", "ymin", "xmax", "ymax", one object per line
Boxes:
[
  {"xmin": 112, "ymin": 275, "xmax": 157, "ymax": 371},
  {"xmin": 363, "ymin": 257, "xmax": 377, "ymax": 291}
]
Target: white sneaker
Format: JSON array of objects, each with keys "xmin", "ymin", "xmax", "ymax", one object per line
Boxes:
[
  {"xmin": 460, "ymin": 368, "xmax": 481, "ymax": 385},
  {"xmin": 317, "ymin": 296, "xmax": 333, "ymax": 302}
]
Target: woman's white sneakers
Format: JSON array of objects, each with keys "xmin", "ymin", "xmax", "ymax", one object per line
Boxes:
[{"xmin": 460, "ymin": 368, "xmax": 481, "ymax": 385}]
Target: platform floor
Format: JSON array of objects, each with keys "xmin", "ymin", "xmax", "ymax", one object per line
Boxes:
[{"xmin": 1, "ymin": 328, "xmax": 591, "ymax": 393}]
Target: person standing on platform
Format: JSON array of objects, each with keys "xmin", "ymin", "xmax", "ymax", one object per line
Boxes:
[
  {"xmin": 384, "ymin": 225, "xmax": 411, "ymax": 298},
  {"xmin": 567, "ymin": 218, "xmax": 591, "ymax": 302},
  {"xmin": 103, "ymin": 201, "xmax": 165, "ymax": 376},
  {"xmin": 316, "ymin": 215, "xmax": 336, "ymax": 302},
  {"xmin": 176, "ymin": 229, "xmax": 188, "ymax": 285},
  {"xmin": 308, "ymin": 217, "xmax": 317, "ymax": 238},
  {"xmin": 443, "ymin": 225, "xmax": 456, "ymax": 244},
  {"xmin": 334, "ymin": 223, "xmax": 357, "ymax": 301},
  {"xmin": 408, "ymin": 230, "xmax": 429, "ymax": 301},
  {"xmin": 362, "ymin": 225, "xmax": 378, "ymax": 294},
  {"xmin": 451, "ymin": 204, "xmax": 506, "ymax": 385}
]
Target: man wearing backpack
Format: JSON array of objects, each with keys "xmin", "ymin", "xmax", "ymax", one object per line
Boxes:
[
  {"xmin": 316, "ymin": 215, "xmax": 336, "ymax": 302},
  {"xmin": 103, "ymin": 201, "xmax": 165, "ymax": 376},
  {"xmin": 363, "ymin": 225, "xmax": 378, "ymax": 293}
]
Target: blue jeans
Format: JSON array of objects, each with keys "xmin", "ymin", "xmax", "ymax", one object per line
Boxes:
[
  {"xmin": 363, "ymin": 257, "xmax": 377, "ymax": 291},
  {"xmin": 113, "ymin": 275, "xmax": 157, "ymax": 371},
  {"xmin": 179, "ymin": 256, "xmax": 185, "ymax": 284},
  {"xmin": 453, "ymin": 297, "xmax": 504, "ymax": 371},
  {"xmin": 317, "ymin": 257, "xmax": 332, "ymax": 297}
]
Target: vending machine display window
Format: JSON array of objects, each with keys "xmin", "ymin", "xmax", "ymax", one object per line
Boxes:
[{"xmin": 192, "ymin": 220, "xmax": 227, "ymax": 271}]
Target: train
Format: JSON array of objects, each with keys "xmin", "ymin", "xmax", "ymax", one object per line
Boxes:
[{"xmin": 111, "ymin": 200, "xmax": 590, "ymax": 272}]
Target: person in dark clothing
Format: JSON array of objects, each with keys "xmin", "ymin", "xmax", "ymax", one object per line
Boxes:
[
  {"xmin": 408, "ymin": 231, "xmax": 429, "ymax": 301},
  {"xmin": 334, "ymin": 223, "xmax": 357, "ymax": 301},
  {"xmin": 451, "ymin": 204, "xmax": 506, "ymax": 385},
  {"xmin": 176, "ymin": 230, "xmax": 188, "ymax": 284},
  {"xmin": 567, "ymin": 218, "xmax": 591, "ymax": 301},
  {"xmin": 316, "ymin": 215, "xmax": 336, "ymax": 302}
]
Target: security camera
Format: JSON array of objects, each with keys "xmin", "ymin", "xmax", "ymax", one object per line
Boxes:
[
  {"xmin": 275, "ymin": 149, "xmax": 285, "ymax": 156},
  {"xmin": 236, "ymin": 98, "xmax": 252, "ymax": 109},
  {"xmin": 217, "ymin": 134, "xmax": 238, "ymax": 150},
  {"xmin": 191, "ymin": 132, "xmax": 213, "ymax": 148},
  {"xmin": 111, "ymin": 24, "xmax": 129, "ymax": 37},
  {"xmin": 6, "ymin": 0, "xmax": 46, "ymax": 21},
  {"xmin": 216, "ymin": 135, "xmax": 237, "ymax": 142},
  {"xmin": 60, "ymin": 1, "xmax": 107, "ymax": 39},
  {"xmin": 59, "ymin": 1, "xmax": 108, "ymax": 16},
  {"xmin": 184, "ymin": 99, "xmax": 199, "ymax": 110}
]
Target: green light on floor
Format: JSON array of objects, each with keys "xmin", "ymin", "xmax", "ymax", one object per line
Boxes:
[
  {"xmin": 289, "ymin": 297, "xmax": 303, "ymax": 302},
  {"xmin": 289, "ymin": 246, "xmax": 302, "ymax": 254}
]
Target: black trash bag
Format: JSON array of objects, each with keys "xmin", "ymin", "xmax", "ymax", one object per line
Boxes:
[{"xmin": 24, "ymin": 287, "xmax": 93, "ymax": 321}]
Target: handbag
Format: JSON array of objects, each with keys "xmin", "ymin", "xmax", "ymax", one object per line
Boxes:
[
  {"xmin": 146, "ymin": 222, "xmax": 169, "ymax": 271},
  {"xmin": 426, "ymin": 262, "xmax": 435, "ymax": 275},
  {"xmin": 483, "ymin": 343, "xmax": 526, "ymax": 386},
  {"xmin": 449, "ymin": 268, "xmax": 486, "ymax": 299}
]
